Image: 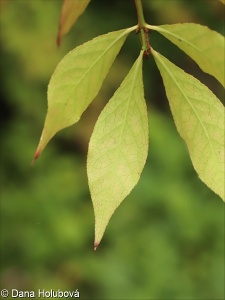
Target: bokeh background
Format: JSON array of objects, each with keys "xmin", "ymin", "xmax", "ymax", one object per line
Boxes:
[{"xmin": 0, "ymin": 0, "xmax": 224, "ymax": 299}]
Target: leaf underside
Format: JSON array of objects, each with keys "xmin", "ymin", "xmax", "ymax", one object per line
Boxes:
[
  {"xmin": 34, "ymin": 27, "xmax": 136, "ymax": 161},
  {"xmin": 152, "ymin": 48, "xmax": 225, "ymax": 201},
  {"xmin": 148, "ymin": 23, "xmax": 225, "ymax": 87},
  {"xmin": 57, "ymin": 0, "xmax": 91, "ymax": 46},
  {"xmin": 87, "ymin": 51, "xmax": 149, "ymax": 248}
]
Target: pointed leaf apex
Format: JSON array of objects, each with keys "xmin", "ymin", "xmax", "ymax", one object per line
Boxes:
[
  {"xmin": 57, "ymin": 0, "xmax": 91, "ymax": 46},
  {"xmin": 56, "ymin": 32, "xmax": 61, "ymax": 47},
  {"xmin": 94, "ymin": 242, "xmax": 99, "ymax": 251},
  {"xmin": 32, "ymin": 148, "xmax": 41, "ymax": 166}
]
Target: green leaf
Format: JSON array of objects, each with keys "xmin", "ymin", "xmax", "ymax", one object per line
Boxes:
[
  {"xmin": 152, "ymin": 48, "xmax": 225, "ymax": 201},
  {"xmin": 34, "ymin": 27, "xmax": 136, "ymax": 161},
  {"xmin": 87, "ymin": 51, "xmax": 148, "ymax": 248},
  {"xmin": 57, "ymin": 0, "xmax": 91, "ymax": 46},
  {"xmin": 148, "ymin": 23, "xmax": 225, "ymax": 86}
]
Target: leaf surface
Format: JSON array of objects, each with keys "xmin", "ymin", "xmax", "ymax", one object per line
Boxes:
[
  {"xmin": 87, "ymin": 51, "xmax": 148, "ymax": 248},
  {"xmin": 57, "ymin": 0, "xmax": 90, "ymax": 46},
  {"xmin": 152, "ymin": 48, "xmax": 225, "ymax": 201},
  {"xmin": 148, "ymin": 23, "xmax": 225, "ymax": 86},
  {"xmin": 34, "ymin": 27, "xmax": 136, "ymax": 160}
]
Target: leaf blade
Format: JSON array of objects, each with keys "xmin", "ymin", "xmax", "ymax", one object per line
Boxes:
[
  {"xmin": 34, "ymin": 27, "xmax": 136, "ymax": 159},
  {"xmin": 148, "ymin": 23, "xmax": 225, "ymax": 86},
  {"xmin": 152, "ymin": 48, "xmax": 225, "ymax": 201},
  {"xmin": 57, "ymin": 0, "xmax": 91, "ymax": 46},
  {"xmin": 87, "ymin": 51, "xmax": 149, "ymax": 247}
]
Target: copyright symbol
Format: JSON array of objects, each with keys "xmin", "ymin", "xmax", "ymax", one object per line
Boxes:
[{"xmin": 1, "ymin": 289, "xmax": 9, "ymax": 298}]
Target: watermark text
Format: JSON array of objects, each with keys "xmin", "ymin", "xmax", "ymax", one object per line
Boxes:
[{"xmin": 0, "ymin": 289, "xmax": 80, "ymax": 298}]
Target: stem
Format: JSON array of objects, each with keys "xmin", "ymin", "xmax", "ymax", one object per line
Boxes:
[
  {"xmin": 135, "ymin": 0, "xmax": 146, "ymax": 29},
  {"xmin": 135, "ymin": 0, "xmax": 151, "ymax": 57}
]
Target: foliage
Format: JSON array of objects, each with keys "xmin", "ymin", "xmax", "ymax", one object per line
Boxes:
[
  {"xmin": 152, "ymin": 48, "xmax": 224, "ymax": 201},
  {"xmin": 57, "ymin": 0, "xmax": 90, "ymax": 46},
  {"xmin": 34, "ymin": 0, "xmax": 225, "ymax": 246},
  {"xmin": 87, "ymin": 51, "xmax": 148, "ymax": 246},
  {"xmin": 34, "ymin": 27, "xmax": 135, "ymax": 156},
  {"xmin": 1, "ymin": 1, "xmax": 224, "ymax": 298},
  {"xmin": 148, "ymin": 23, "xmax": 224, "ymax": 86}
]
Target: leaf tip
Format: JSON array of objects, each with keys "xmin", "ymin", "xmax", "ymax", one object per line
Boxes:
[
  {"xmin": 32, "ymin": 149, "xmax": 41, "ymax": 166},
  {"xmin": 94, "ymin": 242, "xmax": 99, "ymax": 251},
  {"xmin": 56, "ymin": 31, "xmax": 61, "ymax": 47}
]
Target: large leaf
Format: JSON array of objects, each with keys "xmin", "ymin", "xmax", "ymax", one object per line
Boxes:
[
  {"xmin": 87, "ymin": 51, "xmax": 148, "ymax": 248},
  {"xmin": 57, "ymin": 0, "xmax": 91, "ymax": 46},
  {"xmin": 34, "ymin": 27, "xmax": 136, "ymax": 161},
  {"xmin": 152, "ymin": 48, "xmax": 225, "ymax": 201},
  {"xmin": 148, "ymin": 23, "xmax": 225, "ymax": 86}
]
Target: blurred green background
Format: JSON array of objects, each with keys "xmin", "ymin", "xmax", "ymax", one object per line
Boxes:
[{"xmin": 0, "ymin": 1, "xmax": 224, "ymax": 299}]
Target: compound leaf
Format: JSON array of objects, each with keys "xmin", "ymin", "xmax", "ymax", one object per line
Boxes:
[
  {"xmin": 57, "ymin": 0, "xmax": 91, "ymax": 46},
  {"xmin": 152, "ymin": 48, "xmax": 225, "ymax": 201},
  {"xmin": 34, "ymin": 27, "xmax": 136, "ymax": 161},
  {"xmin": 87, "ymin": 51, "xmax": 148, "ymax": 248},
  {"xmin": 148, "ymin": 23, "xmax": 225, "ymax": 86}
]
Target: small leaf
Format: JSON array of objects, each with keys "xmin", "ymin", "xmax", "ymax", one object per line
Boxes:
[
  {"xmin": 57, "ymin": 0, "xmax": 91, "ymax": 46},
  {"xmin": 152, "ymin": 48, "xmax": 225, "ymax": 201},
  {"xmin": 87, "ymin": 51, "xmax": 148, "ymax": 247},
  {"xmin": 148, "ymin": 23, "xmax": 225, "ymax": 86},
  {"xmin": 34, "ymin": 27, "xmax": 136, "ymax": 161}
]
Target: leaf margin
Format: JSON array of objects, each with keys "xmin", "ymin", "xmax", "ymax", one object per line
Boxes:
[
  {"xmin": 151, "ymin": 47, "xmax": 225, "ymax": 201},
  {"xmin": 57, "ymin": 0, "xmax": 91, "ymax": 46},
  {"xmin": 87, "ymin": 50, "xmax": 149, "ymax": 248},
  {"xmin": 33, "ymin": 26, "xmax": 137, "ymax": 162},
  {"xmin": 147, "ymin": 23, "xmax": 225, "ymax": 87}
]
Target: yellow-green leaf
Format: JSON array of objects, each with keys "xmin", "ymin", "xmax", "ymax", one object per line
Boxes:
[
  {"xmin": 87, "ymin": 51, "xmax": 148, "ymax": 248},
  {"xmin": 34, "ymin": 27, "xmax": 136, "ymax": 161},
  {"xmin": 148, "ymin": 23, "xmax": 225, "ymax": 86},
  {"xmin": 152, "ymin": 48, "xmax": 225, "ymax": 201},
  {"xmin": 57, "ymin": 0, "xmax": 90, "ymax": 46}
]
